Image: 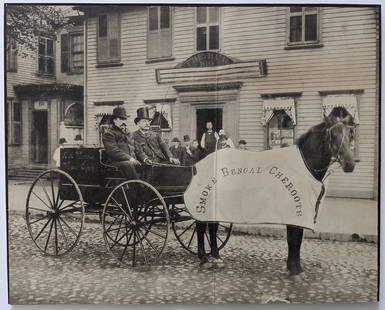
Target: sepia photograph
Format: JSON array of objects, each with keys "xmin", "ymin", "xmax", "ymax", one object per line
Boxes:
[{"xmin": 4, "ymin": 2, "xmax": 380, "ymax": 306}]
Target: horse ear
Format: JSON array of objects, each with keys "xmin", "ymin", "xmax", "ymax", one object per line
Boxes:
[{"xmin": 323, "ymin": 114, "xmax": 334, "ymax": 127}]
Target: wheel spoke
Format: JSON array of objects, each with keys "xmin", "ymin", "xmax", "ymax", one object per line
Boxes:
[
  {"xmin": 112, "ymin": 215, "xmax": 124, "ymax": 248},
  {"xmin": 135, "ymin": 230, "xmax": 148, "ymax": 265},
  {"xmin": 57, "ymin": 217, "xmax": 70, "ymax": 250},
  {"xmin": 121, "ymin": 186, "xmax": 133, "ymax": 219},
  {"xmin": 28, "ymin": 206, "xmax": 51, "ymax": 213},
  {"xmin": 50, "ymin": 175, "xmax": 57, "ymax": 209},
  {"xmin": 176, "ymin": 221, "xmax": 195, "ymax": 239},
  {"xmin": 137, "ymin": 228, "xmax": 160, "ymax": 257},
  {"xmin": 187, "ymin": 227, "xmax": 196, "ymax": 249},
  {"xmin": 54, "ymin": 218, "xmax": 59, "ymax": 255},
  {"xmin": 139, "ymin": 225, "xmax": 166, "ymax": 239},
  {"xmin": 38, "ymin": 179, "xmax": 54, "ymax": 208},
  {"xmin": 31, "ymin": 191, "xmax": 52, "ymax": 210},
  {"xmin": 204, "ymin": 231, "xmax": 211, "ymax": 247},
  {"xmin": 105, "ymin": 214, "xmax": 121, "ymax": 232},
  {"xmin": 59, "ymin": 217, "xmax": 79, "ymax": 237},
  {"xmin": 60, "ymin": 212, "xmax": 83, "ymax": 219},
  {"xmin": 34, "ymin": 217, "xmax": 52, "ymax": 241},
  {"xmin": 29, "ymin": 214, "xmax": 51, "ymax": 225},
  {"xmin": 44, "ymin": 219, "xmax": 55, "ymax": 251},
  {"xmin": 110, "ymin": 196, "xmax": 131, "ymax": 219},
  {"xmin": 216, "ymin": 234, "xmax": 224, "ymax": 244},
  {"xmin": 119, "ymin": 222, "xmax": 133, "ymax": 261},
  {"xmin": 59, "ymin": 200, "xmax": 80, "ymax": 211}
]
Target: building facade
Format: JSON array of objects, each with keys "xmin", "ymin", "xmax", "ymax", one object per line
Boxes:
[
  {"xmin": 6, "ymin": 14, "xmax": 84, "ymax": 172},
  {"xmin": 80, "ymin": 5, "xmax": 379, "ymax": 199}
]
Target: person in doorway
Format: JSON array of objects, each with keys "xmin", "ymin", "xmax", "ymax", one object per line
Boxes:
[
  {"xmin": 217, "ymin": 129, "xmax": 235, "ymax": 150},
  {"xmin": 52, "ymin": 138, "xmax": 67, "ymax": 168},
  {"xmin": 133, "ymin": 107, "xmax": 180, "ymax": 165},
  {"xmin": 102, "ymin": 106, "xmax": 142, "ymax": 180},
  {"xmin": 169, "ymin": 137, "xmax": 183, "ymax": 164},
  {"xmin": 238, "ymin": 139, "xmax": 248, "ymax": 150},
  {"xmin": 200, "ymin": 121, "xmax": 219, "ymax": 157}
]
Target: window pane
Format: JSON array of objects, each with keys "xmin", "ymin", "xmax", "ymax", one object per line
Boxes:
[
  {"xmin": 38, "ymin": 56, "xmax": 45, "ymax": 73},
  {"xmin": 99, "ymin": 15, "xmax": 108, "ymax": 37},
  {"xmin": 46, "ymin": 39, "xmax": 53, "ymax": 56},
  {"xmin": 71, "ymin": 35, "xmax": 83, "ymax": 52},
  {"xmin": 197, "ymin": 7, "xmax": 207, "ymax": 24},
  {"xmin": 305, "ymin": 14, "xmax": 317, "ymax": 41},
  {"xmin": 209, "ymin": 25, "xmax": 219, "ymax": 50},
  {"xmin": 110, "ymin": 39, "xmax": 118, "ymax": 58},
  {"xmin": 209, "ymin": 7, "xmax": 219, "ymax": 23},
  {"xmin": 290, "ymin": 7, "xmax": 302, "ymax": 13},
  {"xmin": 72, "ymin": 53, "xmax": 84, "ymax": 68},
  {"xmin": 38, "ymin": 39, "xmax": 45, "ymax": 56},
  {"xmin": 47, "ymin": 58, "xmax": 54, "ymax": 74},
  {"xmin": 149, "ymin": 7, "xmax": 158, "ymax": 31},
  {"xmin": 196, "ymin": 27, "xmax": 207, "ymax": 51},
  {"xmin": 14, "ymin": 123, "xmax": 22, "ymax": 144},
  {"xmin": 289, "ymin": 16, "xmax": 302, "ymax": 42},
  {"xmin": 13, "ymin": 103, "xmax": 21, "ymax": 121},
  {"xmin": 160, "ymin": 6, "xmax": 170, "ymax": 29}
]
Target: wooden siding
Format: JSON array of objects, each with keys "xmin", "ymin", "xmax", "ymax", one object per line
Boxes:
[{"xmin": 85, "ymin": 6, "xmax": 378, "ymax": 199}]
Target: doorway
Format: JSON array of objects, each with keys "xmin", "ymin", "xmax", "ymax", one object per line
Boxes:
[
  {"xmin": 196, "ymin": 108, "xmax": 223, "ymax": 142},
  {"xmin": 32, "ymin": 111, "xmax": 48, "ymax": 163}
]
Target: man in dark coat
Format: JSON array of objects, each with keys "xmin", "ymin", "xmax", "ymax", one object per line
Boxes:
[
  {"xmin": 200, "ymin": 121, "xmax": 219, "ymax": 157},
  {"xmin": 102, "ymin": 106, "xmax": 141, "ymax": 179},
  {"xmin": 132, "ymin": 107, "xmax": 180, "ymax": 165}
]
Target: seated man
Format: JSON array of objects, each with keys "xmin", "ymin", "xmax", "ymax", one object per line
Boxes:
[
  {"xmin": 102, "ymin": 106, "xmax": 141, "ymax": 180},
  {"xmin": 132, "ymin": 107, "xmax": 180, "ymax": 165}
]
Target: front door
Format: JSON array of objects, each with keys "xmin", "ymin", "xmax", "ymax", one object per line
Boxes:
[
  {"xmin": 196, "ymin": 108, "xmax": 223, "ymax": 142},
  {"xmin": 32, "ymin": 111, "xmax": 48, "ymax": 163}
]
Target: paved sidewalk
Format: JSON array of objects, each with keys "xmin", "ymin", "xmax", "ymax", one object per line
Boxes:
[{"xmin": 6, "ymin": 179, "xmax": 378, "ymax": 242}]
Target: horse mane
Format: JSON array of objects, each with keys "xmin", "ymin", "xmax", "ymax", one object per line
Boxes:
[{"xmin": 296, "ymin": 121, "xmax": 327, "ymax": 148}]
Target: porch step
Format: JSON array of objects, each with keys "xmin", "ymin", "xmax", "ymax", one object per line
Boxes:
[{"xmin": 8, "ymin": 167, "xmax": 49, "ymax": 180}]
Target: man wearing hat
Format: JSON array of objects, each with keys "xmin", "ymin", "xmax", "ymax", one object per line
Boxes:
[
  {"xmin": 133, "ymin": 107, "xmax": 180, "ymax": 165},
  {"xmin": 102, "ymin": 106, "xmax": 141, "ymax": 180},
  {"xmin": 169, "ymin": 137, "xmax": 183, "ymax": 164}
]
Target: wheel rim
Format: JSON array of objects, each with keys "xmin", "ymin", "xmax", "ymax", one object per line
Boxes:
[
  {"xmin": 171, "ymin": 204, "xmax": 232, "ymax": 255},
  {"xmin": 26, "ymin": 169, "xmax": 84, "ymax": 256},
  {"xmin": 102, "ymin": 180, "xmax": 169, "ymax": 267}
]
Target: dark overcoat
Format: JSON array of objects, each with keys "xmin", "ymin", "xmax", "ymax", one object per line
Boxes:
[
  {"xmin": 102, "ymin": 126, "xmax": 137, "ymax": 163},
  {"xmin": 133, "ymin": 130, "xmax": 172, "ymax": 163}
]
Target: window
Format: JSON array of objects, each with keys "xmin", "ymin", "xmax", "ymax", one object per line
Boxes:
[
  {"xmin": 287, "ymin": 7, "xmax": 320, "ymax": 47},
  {"xmin": 6, "ymin": 37, "xmax": 17, "ymax": 72},
  {"xmin": 147, "ymin": 6, "xmax": 172, "ymax": 59},
  {"xmin": 38, "ymin": 37, "xmax": 54, "ymax": 75},
  {"xmin": 61, "ymin": 33, "xmax": 84, "ymax": 73},
  {"xmin": 8, "ymin": 100, "xmax": 22, "ymax": 145},
  {"xmin": 97, "ymin": 12, "xmax": 120, "ymax": 63},
  {"xmin": 267, "ymin": 111, "xmax": 294, "ymax": 149},
  {"xmin": 196, "ymin": 7, "xmax": 220, "ymax": 51}
]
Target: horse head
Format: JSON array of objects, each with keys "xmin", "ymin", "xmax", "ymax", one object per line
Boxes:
[{"xmin": 324, "ymin": 114, "xmax": 356, "ymax": 173}]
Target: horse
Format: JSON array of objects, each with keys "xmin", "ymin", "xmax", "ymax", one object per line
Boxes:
[{"xmin": 196, "ymin": 111, "xmax": 356, "ymax": 274}]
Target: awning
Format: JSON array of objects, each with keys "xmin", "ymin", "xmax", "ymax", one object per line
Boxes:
[
  {"xmin": 261, "ymin": 98, "xmax": 296, "ymax": 126},
  {"xmin": 322, "ymin": 95, "xmax": 359, "ymax": 124},
  {"xmin": 94, "ymin": 105, "xmax": 114, "ymax": 116}
]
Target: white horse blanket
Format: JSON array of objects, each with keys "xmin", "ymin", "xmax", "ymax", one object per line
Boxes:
[{"xmin": 183, "ymin": 146, "xmax": 327, "ymax": 230}]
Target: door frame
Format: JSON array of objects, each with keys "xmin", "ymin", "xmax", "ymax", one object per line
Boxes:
[{"xmin": 192, "ymin": 104, "xmax": 225, "ymax": 141}]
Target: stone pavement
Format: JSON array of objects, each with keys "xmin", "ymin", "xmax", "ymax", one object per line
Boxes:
[
  {"xmin": 6, "ymin": 179, "xmax": 378, "ymax": 242},
  {"xmin": 7, "ymin": 214, "xmax": 378, "ymax": 304}
]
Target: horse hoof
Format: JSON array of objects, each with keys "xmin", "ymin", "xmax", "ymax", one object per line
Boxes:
[{"xmin": 212, "ymin": 257, "xmax": 225, "ymax": 269}]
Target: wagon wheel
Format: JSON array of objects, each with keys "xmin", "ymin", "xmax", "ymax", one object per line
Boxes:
[
  {"xmin": 102, "ymin": 180, "xmax": 169, "ymax": 267},
  {"xmin": 26, "ymin": 169, "xmax": 85, "ymax": 256},
  {"xmin": 171, "ymin": 204, "xmax": 232, "ymax": 255}
]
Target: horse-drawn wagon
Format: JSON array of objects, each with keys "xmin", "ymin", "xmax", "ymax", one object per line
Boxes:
[{"xmin": 25, "ymin": 147, "xmax": 232, "ymax": 267}]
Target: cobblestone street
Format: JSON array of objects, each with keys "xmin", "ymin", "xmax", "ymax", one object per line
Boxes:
[{"xmin": 8, "ymin": 213, "xmax": 378, "ymax": 305}]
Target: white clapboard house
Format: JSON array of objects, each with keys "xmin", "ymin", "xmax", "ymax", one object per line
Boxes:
[{"xmin": 77, "ymin": 5, "xmax": 379, "ymax": 199}]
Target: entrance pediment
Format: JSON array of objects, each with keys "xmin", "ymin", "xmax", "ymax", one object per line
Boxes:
[{"xmin": 155, "ymin": 52, "xmax": 267, "ymax": 84}]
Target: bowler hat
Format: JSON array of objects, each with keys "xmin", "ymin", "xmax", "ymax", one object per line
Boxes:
[
  {"xmin": 171, "ymin": 137, "xmax": 180, "ymax": 143},
  {"xmin": 183, "ymin": 135, "xmax": 190, "ymax": 142},
  {"xmin": 238, "ymin": 139, "xmax": 247, "ymax": 145},
  {"xmin": 112, "ymin": 106, "xmax": 128, "ymax": 119},
  {"xmin": 134, "ymin": 107, "xmax": 152, "ymax": 124},
  {"xmin": 74, "ymin": 134, "xmax": 83, "ymax": 141}
]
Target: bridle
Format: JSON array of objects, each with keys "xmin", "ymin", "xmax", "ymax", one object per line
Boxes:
[{"xmin": 300, "ymin": 121, "xmax": 353, "ymax": 175}]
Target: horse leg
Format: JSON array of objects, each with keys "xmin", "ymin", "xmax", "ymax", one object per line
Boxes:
[
  {"xmin": 208, "ymin": 223, "xmax": 219, "ymax": 258},
  {"xmin": 286, "ymin": 225, "xmax": 304, "ymax": 275},
  {"xmin": 196, "ymin": 221, "xmax": 209, "ymax": 265}
]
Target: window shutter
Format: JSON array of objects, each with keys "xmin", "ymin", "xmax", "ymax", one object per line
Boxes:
[
  {"xmin": 61, "ymin": 34, "xmax": 70, "ymax": 72},
  {"xmin": 108, "ymin": 13, "xmax": 120, "ymax": 60}
]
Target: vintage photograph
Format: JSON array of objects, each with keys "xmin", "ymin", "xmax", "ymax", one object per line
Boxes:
[{"xmin": 5, "ymin": 3, "xmax": 379, "ymax": 305}]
